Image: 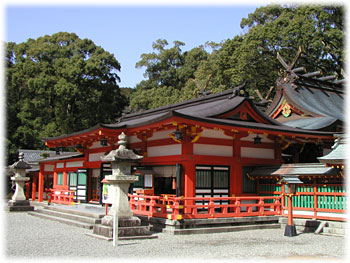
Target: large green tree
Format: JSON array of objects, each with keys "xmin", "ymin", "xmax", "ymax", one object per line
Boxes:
[
  {"xmin": 215, "ymin": 5, "xmax": 345, "ymax": 97},
  {"xmin": 131, "ymin": 5, "xmax": 344, "ymax": 110},
  {"xmin": 130, "ymin": 39, "xmax": 209, "ymax": 111},
  {"xmin": 6, "ymin": 32, "xmax": 127, "ymax": 163}
]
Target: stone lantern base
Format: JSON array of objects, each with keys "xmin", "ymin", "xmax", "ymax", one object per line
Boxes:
[
  {"xmin": 93, "ymin": 216, "xmax": 154, "ymax": 239},
  {"xmin": 8, "ymin": 200, "xmax": 34, "ymax": 212}
]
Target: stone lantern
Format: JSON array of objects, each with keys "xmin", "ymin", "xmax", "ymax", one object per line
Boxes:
[
  {"xmin": 8, "ymin": 152, "xmax": 34, "ymax": 211},
  {"xmin": 93, "ymin": 132, "xmax": 153, "ymax": 239}
]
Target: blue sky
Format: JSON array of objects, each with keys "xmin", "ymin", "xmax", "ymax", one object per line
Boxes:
[{"xmin": 5, "ymin": 5, "xmax": 260, "ymax": 88}]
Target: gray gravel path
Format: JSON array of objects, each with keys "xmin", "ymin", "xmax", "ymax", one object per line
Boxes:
[{"xmin": 4, "ymin": 211, "xmax": 347, "ymax": 261}]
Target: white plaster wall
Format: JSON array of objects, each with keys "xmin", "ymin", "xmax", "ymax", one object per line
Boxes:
[
  {"xmin": 147, "ymin": 144, "xmax": 181, "ymax": 157},
  {"xmin": 56, "ymin": 163, "xmax": 64, "ymax": 169},
  {"xmin": 89, "ymin": 152, "xmax": 106, "ymax": 162},
  {"xmin": 66, "ymin": 161, "xmax": 84, "ymax": 168},
  {"xmin": 194, "ymin": 144, "xmax": 232, "ymax": 157},
  {"xmin": 148, "ymin": 129, "xmax": 175, "ymax": 141},
  {"xmin": 240, "ymin": 147, "xmax": 274, "ymax": 159},
  {"xmin": 44, "ymin": 164, "xmax": 54, "ymax": 172},
  {"xmin": 201, "ymin": 128, "xmax": 232, "ymax": 139}
]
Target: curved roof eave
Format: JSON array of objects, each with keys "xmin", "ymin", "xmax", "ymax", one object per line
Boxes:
[
  {"xmin": 42, "ymin": 123, "xmax": 104, "ymax": 142},
  {"xmin": 170, "ymin": 111, "xmax": 337, "ymax": 138}
]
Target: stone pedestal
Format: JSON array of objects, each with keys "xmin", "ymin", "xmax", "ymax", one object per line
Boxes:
[{"xmin": 93, "ymin": 216, "xmax": 152, "ymax": 238}]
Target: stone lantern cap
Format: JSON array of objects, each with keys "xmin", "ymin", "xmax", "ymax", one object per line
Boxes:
[
  {"xmin": 10, "ymin": 152, "xmax": 32, "ymax": 170},
  {"xmin": 101, "ymin": 132, "xmax": 143, "ymax": 162}
]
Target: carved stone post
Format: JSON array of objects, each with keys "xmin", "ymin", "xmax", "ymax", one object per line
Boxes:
[{"xmin": 8, "ymin": 152, "xmax": 34, "ymax": 211}]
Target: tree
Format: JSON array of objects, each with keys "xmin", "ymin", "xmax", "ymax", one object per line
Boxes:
[
  {"xmin": 130, "ymin": 39, "xmax": 209, "ymax": 111},
  {"xmin": 217, "ymin": 5, "xmax": 344, "ymax": 97},
  {"xmin": 6, "ymin": 32, "xmax": 127, "ymax": 164}
]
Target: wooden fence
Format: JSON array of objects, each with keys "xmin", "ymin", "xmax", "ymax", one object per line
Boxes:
[
  {"xmin": 128, "ymin": 194, "xmax": 282, "ymax": 220},
  {"xmin": 259, "ymin": 184, "xmax": 347, "ymax": 221}
]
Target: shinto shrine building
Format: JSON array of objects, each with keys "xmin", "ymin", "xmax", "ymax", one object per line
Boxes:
[{"xmin": 32, "ymin": 67, "xmax": 345, "ymax": 221}]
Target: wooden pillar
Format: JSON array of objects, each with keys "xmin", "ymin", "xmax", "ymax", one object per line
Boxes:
[
  {"xmin": 31, "ymin": 176, "xmax": 37, "ymax": 201},
  {"xmin": 63, "ymin": 171, "xmax": 68, "ymax": 187},
  {"xmin": 38, "ymin": 165, "xmax": 44, "ymax": 202},
  {"xmin": 53, "ymin": 171, "xmax": 58, "ymax": 188},
  {"xmin": 231, "ymin": 136, "xmax": 243, "ymax": 196},
  {"xmin": 183, "ymin": 161, "xmax": 195, "ymax": 214},
  {"xmin": 313, "ymin": 177, "xmax": 318, "ymax": 218},
  {"xmin": 87, "ymin": 169, "xmax": 92, "ymax": 202}
]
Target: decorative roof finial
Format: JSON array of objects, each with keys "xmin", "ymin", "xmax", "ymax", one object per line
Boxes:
[
  {"xmin": 118, "ymin": 132, "xmax": 127, "ymax": 149},
  {"xmin": 18, "ymin": 152, "xmax": 24, "ymax": 162}
]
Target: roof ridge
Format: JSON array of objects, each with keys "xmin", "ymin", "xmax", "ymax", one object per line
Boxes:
[{"xmin": 119, "ymin": 88, "xmax": 236, "ymax": 122}]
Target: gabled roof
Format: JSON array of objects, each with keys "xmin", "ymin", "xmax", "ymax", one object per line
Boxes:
[
  {"xmin": 267, "ymin": 70, "xmax": 344, "ymax": 130},
  {"xmin": 318, "ymin": 134, "xmax": 347, "ymax": 165},
  {"xmin": 43, "ymin": 84, "xmax": 337, "ymax": 148},
  {"xmin": 250, "ymin": 163, "xmax": 340, "ymax": 179}
]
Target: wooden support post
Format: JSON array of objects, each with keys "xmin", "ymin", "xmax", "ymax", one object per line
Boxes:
[
  {"xmin": 183, "ymin": 161, "xmax": 195, "ymax": 214},
  {"xmin": 31, "ymin": 176, "xmax": 37, "ymax": 201},
  {"xmin": 285, "ymin": 185, "xmax": 297, "ymax": 237},
  {"xmin": 38, "ymin": 168, "xmax": 44, "ymax": 202}
]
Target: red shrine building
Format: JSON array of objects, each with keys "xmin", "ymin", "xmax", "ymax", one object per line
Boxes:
[{"xmin": 27, "ymin": 64, "xmax": 346, "ymax": 222}]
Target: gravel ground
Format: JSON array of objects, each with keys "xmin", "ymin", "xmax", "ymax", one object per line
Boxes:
[{"xmin": 3, "ymin": 211, "xmax": 348, "ymax": 262}]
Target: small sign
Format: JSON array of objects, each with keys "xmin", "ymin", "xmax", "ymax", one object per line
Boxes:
[
  {"xmin": 144, "ymin": 174, "xmax": 153, "ymax": 188},
  {"xmin": 102, "ymin": 183, "xmax": 113, "ymax": 204}
]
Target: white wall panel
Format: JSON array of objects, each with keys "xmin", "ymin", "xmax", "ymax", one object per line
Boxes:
[
  {"xmin": 66, "ymin": 161, "xmax": 84, "ymax": 168},
  {"xmin": 201, "ymin": 128, "xmax": 232, "ymax": 139},
  {"xmin": 241, "ymin": 147, "xmax": 274, "ymax": 159},
  {"xmin": 56, "ymin": 163, "xmax": 64, "ymax": 169},
  {"xmin": 147, "ymin": 144, "xmax": 181, "ymax": 157},
  {"xmin": 44, "ymin": 164, "xmax": 54, "ymax": 172},
  {"xmin": 148, "ymin": 129, "xmax": 175, "ymax": 141},
  {"xmin": 194, "ymin": 144, "xmax": 232, "ymax": 157},
  {"xmin": 89, "ymin": 152, "xmax": 106, "ymax": 162}
]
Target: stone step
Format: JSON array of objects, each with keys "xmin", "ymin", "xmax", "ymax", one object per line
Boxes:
[
  {"xmin": 162, "ymin": 223, "xmax": 281, "ymax": 235},
  {"xmin": 28, "ymin": 211, "xmax": 94, "ymax": 229},
  {"xmin": 86, "ymin": 232, "xmax": 158, "ymax": 241},
  {"xmin": 46, "ymin": 205, "xmax": 104, "ymax": 219},
  {"xmin": 322, "ymin": 227, "xmax": 346, "ymax": 236},
  {"xmin": 34, "ymin": 208, "xmax": 102, "ymax": 225}
]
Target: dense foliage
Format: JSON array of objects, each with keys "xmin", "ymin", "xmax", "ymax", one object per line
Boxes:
[
  {"xmin": 130, "ymin": 5, "xmax": 344, "ymax": 110},
  {"xmin": 6, "ymin": 32, "xmax": 127, "ymax": 163},
  {"xmin": 5, "ymin": 5, "xmax": 344, "ymax": 163}
]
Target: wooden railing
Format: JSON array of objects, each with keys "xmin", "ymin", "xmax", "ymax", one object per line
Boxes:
[
  {"xmin": 128, "ymin": 194, "xmax": 282, "ymax": 220},
  {"xmin": 259, "ymin": 183, "xmax": 347, "ymax": 221},
  {"xmin": 49, "ymin": 189, "xmax": 75, "ymax": 205}
]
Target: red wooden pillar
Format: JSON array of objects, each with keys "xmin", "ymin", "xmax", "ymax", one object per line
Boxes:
[
  {"xmin": 87, "ymin": 169, "xmax": 92, "ymax": 202},
  {"xmin": 31, "ymin": 176, "xmax": 37, "ymax": 201},
  {"xmin": 285, "ymin": 184, "xmax": 297, "ymax": 237},
  {"xmin": 38, "ymin": 165, "xmax": 44, "ymax": 202},
  {"xmin": 63, "ymin": 171, "xmax": 68, "ymax": 187},
  {"xmin": 53, "ymin": 171, "xmax": 58, "ymax": 188},
  {"xmin": 231, "ymin": 134, "xmax": 244, "ymax": 196},
  {"xmin": 183, "ymin": 161, "xmax": 195, "ymax": 214}
]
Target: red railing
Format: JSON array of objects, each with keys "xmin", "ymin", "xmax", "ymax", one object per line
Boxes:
[
  {"xmin": 49, "ymin": 189, "xmax": 75, "ymax": 205},
  {"xmin": 128, "ymin": 194, "xmax": 282, "ymax": 220},
  {"xmin": 260, "ymin": 183, "xmax": 347, "ymax": 221}
]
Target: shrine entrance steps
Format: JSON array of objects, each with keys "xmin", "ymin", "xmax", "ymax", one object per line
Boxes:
[
  {"xmin": 28, "ymin": 203, "xmax": 105, "ymax": 229},
  {"xmin": 279, "ymin": 217, "xmax": 347, "ymax": 236},
  {"xmin": 138, "ymin": 215, "xmax": 281, "ymax": 235}
]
